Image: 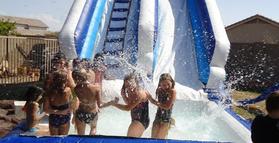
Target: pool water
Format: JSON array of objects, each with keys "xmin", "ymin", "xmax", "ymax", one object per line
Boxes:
[{"xmin": 67, "ymin": 100, "xmax": 245, "ymax": 142}]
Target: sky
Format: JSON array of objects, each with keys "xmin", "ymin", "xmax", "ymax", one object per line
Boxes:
[{"xmin": 0, "ymin": 0, "xmax": 278, "ymax": 31}]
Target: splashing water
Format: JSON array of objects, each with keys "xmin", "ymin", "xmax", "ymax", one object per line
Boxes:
[
  {"xmin": 65, "ymin": 55, "xmax": 248, "ymax": 142},
  {"xmin": 103, "ymin": 54, "xmax": 157, "ymax": 96}
]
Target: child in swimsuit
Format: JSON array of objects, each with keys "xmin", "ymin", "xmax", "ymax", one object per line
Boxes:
[
  {"xmin": 23, "ymin": 85, "xmax": 46, "ymax": 133},
  {"xmin": 147, "ymin": 73, "xmax": 176, "ymax": 139},
  {"xmin": 44, "ymin": 52, "xmax": 75, "ymax": 91},
  {"xmin": 43, "ymin": 70, "xmax": 74, "ymax": 135},
  {"xmin": 111, "ymin": 73, "xmax": 150, "ymax": 137},
  {"xmin": 92, "ymin": 53, "xmax": 107, "ymax": 86},
  {"xmin": 72, "ymin": 70, "xmax": 116, "ymax": 135}
]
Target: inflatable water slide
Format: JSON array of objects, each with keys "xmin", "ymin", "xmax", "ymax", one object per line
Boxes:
[{"xmin": 1, "ymin": 0, "xmax": 252, "ymax": 143}]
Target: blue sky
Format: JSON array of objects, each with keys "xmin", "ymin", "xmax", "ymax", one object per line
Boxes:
[{"xmin": 0, "ymin": 0, "xmax": 278, "ymax": 31}]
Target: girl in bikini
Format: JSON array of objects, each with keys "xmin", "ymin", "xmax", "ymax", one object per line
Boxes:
[
  {"xmin": 147, "ymin": 73, "xmax": 176, "ymax": 139},
  {"xmin": 44, "ymin": 70, "xmax": 75, "ymax": 135}
]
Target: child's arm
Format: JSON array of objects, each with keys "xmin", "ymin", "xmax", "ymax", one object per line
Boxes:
[
  {"xmin": 146, "ymin": 91, "xmax": 159, "ymax": 105},
  {"xmin": 43, "ymin": 94, "xmax": 51, "ymax": 114},
  {"xmin": 36, "ymin": 112, "xmax": 46, "ymax": 121},
  {"xmin": 121, "ymin": 87, "xmax": 129, "ymax": 104},
  {"xmin": 94, "ymin": 84, "xmax": 118, "ymax": 108},
  {"xmin": 70, "ymin": 89, "xmax": 79, "ymax": 112},
  {"xmin": 148, "ymin": 89, "xmax": 176, "ymax": 110},
  {"xmin": 31, "ymin": 102, "xmax": 46, "ymax": 122},
  {"xmin": 43, "ymin": 74, "xmax": 52, "ymax": 90},
  {"xmin": 67, "ymin": 70, "xmax": 76, "ymax": 89},
  {"xmin": 100, "ymin": 97, "xmax": 119, "ymax": 108},
  {"xmin": 112, "ymin": 95, "xmax": 141, "ymax": 111},
  {"xmin": 94, "ymin": 85, "xmax": 102, "ymax": 108}
]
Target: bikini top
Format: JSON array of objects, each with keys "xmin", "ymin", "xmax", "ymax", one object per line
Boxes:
[{"xmin": 51, "ymin": 103, "xmax": 69, "ymax": 111}]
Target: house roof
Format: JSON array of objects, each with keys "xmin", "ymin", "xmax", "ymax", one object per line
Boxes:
[
  {"xmin": 0, "ymin": 15, "xmax": 48, "ymax": 28},
  {"xmin": 15, "ymin": 29, "xmax": 51, "ymax": 36},
  {"xmin": 226, "ymin": 14, "xmax": 279, "ymax": 31}
]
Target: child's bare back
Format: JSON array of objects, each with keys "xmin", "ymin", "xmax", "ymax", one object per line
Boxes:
[
  {"xmin": 23, "ymin": 86, "xmax": 45, "ymax": 132},
  {"xmin": 75, "ymin": 83, "xmax": 101, "ymax": 113}
]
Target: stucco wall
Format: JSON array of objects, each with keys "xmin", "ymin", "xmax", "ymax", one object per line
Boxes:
[{"xmin": 227, "ymin": 23, "xmax": 279, "ymax": 44}]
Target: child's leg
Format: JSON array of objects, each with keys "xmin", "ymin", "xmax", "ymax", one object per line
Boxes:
[
  {"xmin": 59, "ymin": 122, "xmax": 70, "ymax": 135},
  {"xmin": 155, "ymin": 123, "xmax": 170, "ymax": 139},
  {"xmin": 151, "ymin": 121, "xmax": 160, "ymax": 138},
  {"xmin": 127, "ymin": 121, "xmax": 145, "ymax": 137},
  {"xmin": 89, "ymin": 114, "xmax": 98, "ymax": 135},
  {"xmin": 49, "ymin": 125, "xmax": 59, "ymax": 135},
  {"xmin": 75, "ymin": 116, "xmax": 86, "ymax": 135}
]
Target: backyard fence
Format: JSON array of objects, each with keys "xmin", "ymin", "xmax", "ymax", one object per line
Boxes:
[{"xmin": 0, "ymin": 36, "xmax": 60, "ymax": 85}]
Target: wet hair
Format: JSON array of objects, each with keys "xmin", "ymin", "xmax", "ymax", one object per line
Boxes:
[
  {"xmin": 72, "ymin": 70, "xmax": 88, "ymax": 83},
  {"xmin": 158, "ymin": 73, "xmax": 175, "ymax": 88},
  {"xmin": 81, "ymin": 58, "xmax": 92, "ymax": 70},
  {"xmin": 73, "ymin": 58, "xmax": 82, "ymax": 69},
  {"xmin": 51, "ymin": 52, "xmax": 67, "ymax": 71},
  {"xmin": 25, "ymin": 86, "xmax": 44, "ymax": 102},
  {"xmin": 122, "ymin": 73, "xmax": 140, "ymax": 90},
  {"xmin": 51, "ymin": 70, "xmax": 68, "ymax": 94},
  {"xmin": 266, "ymin": 92, "xmax": 279, "ymax": 113},
  {"xmin": 93, "ymin": 53, "xmax": 104, "ymax": 63},
  {"xmin": 53, "ymin": 52, "xmax": 66, "ymax": 61}
]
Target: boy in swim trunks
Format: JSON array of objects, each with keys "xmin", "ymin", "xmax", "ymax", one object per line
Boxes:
[{"xmin": 72, "ymin": 70, "xmax": 116, "ymax": 135}]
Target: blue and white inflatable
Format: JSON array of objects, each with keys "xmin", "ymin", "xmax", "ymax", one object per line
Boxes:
[{"xmin": 59, "ymin": 0, "xmax": 229, "ymax": 90}]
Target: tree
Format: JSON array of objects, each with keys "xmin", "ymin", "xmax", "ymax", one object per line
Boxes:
[{"xmin": 0, "ymin": 19, "xmax": 17, "ymax": 36}]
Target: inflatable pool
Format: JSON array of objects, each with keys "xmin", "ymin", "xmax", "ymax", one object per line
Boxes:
[{"xmin": 1, "ymin": 0, "xmax": 252, "ymax": 142}]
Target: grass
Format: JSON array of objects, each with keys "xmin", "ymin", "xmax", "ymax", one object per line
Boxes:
[{"xmin": 231, "ymin": 90, "xmax": 266, "ymax": 121}]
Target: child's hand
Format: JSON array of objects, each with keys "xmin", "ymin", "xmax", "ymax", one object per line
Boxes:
[
  {"xmin": 113, "ymin": 97, "xmax": 119, "ymax": 104},
  {"xmin": 147, "ymin": 93, "xmax": 157, "ymax": 105},
  {"xmin": 109, "ymin": 97, "xmax": 119, "ymax": 106}
]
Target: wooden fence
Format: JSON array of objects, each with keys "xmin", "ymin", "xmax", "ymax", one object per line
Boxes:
[{"xmin": 0, "ymin": 36, "xmax": 60, "ymax": 85}]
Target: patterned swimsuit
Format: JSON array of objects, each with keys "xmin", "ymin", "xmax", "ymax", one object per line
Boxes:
[{"xmin": 155, "ymin": 93, "xmax": 173, "ymax": 123}]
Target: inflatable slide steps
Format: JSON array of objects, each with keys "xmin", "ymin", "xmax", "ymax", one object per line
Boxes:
[{"xmin": 103, "ymin": 0, "xmax": 131, "ymax": 55}]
